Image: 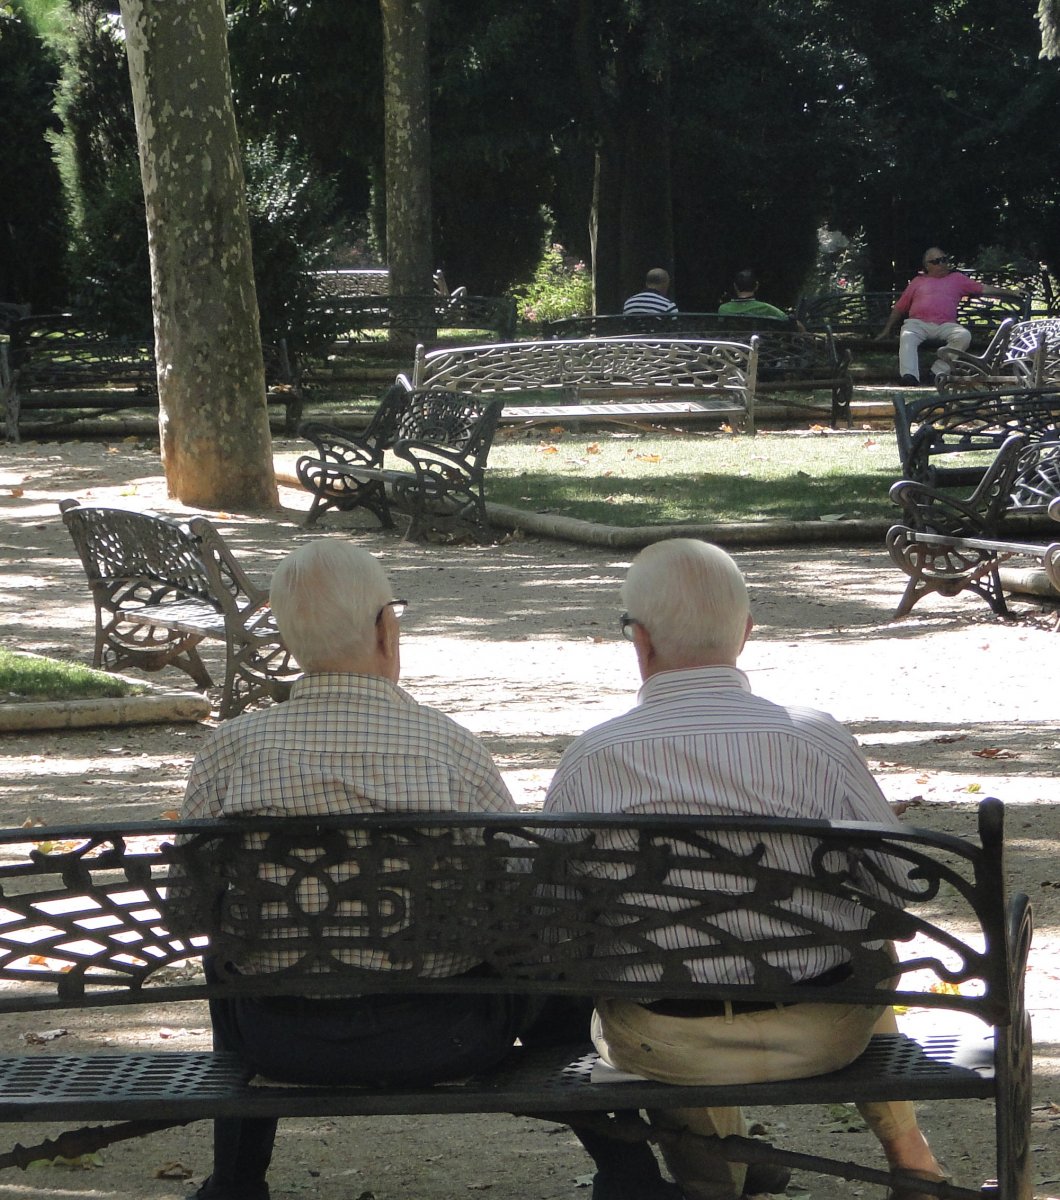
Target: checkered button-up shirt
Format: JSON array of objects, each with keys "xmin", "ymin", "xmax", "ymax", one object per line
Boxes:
[{"xmin": 181, "ymin": 672, "xmax": 516, "ymax": 977}]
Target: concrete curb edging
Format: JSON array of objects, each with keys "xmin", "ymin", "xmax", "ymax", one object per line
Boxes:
[{"xmin": 0, "ymin": 690, "xmax": 212, "ymax": 732}]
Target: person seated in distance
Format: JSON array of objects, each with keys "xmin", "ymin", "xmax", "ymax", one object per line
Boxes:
[
  {"xmin": 623, "ymin": 267, "xmax": 679, "ymax": 315},
  {"xmin": 877, "ymin": 247, "xmax": 1023, "ymax": 386}
]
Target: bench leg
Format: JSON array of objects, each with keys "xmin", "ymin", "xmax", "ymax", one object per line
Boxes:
[
  {"xmin": 886, "ymin": 531, "xmax": 1012, "ymax": 618},
  {"xmin": 994, "ymin": 898, "xmax": 1034, "ymax": 1200},
  {"xmin": 217, "ymin": 627, "xmax": 298, "ymax": 720},
  {"xmin": 97, "ymin": 614, "xmax": 215, "ymax": 689}
]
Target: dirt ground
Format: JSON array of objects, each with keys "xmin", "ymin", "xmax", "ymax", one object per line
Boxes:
[{"xmin": 0, "ymin": 434, "xmax": 1058, "ymax": 1200}]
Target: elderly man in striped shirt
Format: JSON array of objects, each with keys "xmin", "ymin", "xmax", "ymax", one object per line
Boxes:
[{"xmin": 544, "ymin": 539, "xmax": 944, "ymax": 1200}]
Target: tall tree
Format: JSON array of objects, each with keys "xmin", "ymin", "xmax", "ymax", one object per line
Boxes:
[
  {"xmin": 380, "ymin": 0, "xmax": 435, "ymax": 348},
  {"xmin": 118, "ymin": 0, "xmax": 276, "ymax": 510}
]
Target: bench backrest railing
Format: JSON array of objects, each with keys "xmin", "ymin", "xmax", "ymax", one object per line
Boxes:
[
  {"xmin": 59, "ymin": 500, "xmax": 218, "ymax": 611},
  {"xmin": 0, "ymin": 802, "xmax": 1023, "ymax": 1029},
  {"xmin": 893, "ymin": 384, "xmax": 1060, "ymax": 483},
  {"xmin": 412, "ymin": 338, "xmax": 759, "ymax": 397}
]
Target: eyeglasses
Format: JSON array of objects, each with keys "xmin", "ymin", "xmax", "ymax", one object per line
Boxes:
[
  {"xmin": 619, "ymin": 612, "xmax": 640, "ymax": 641},
  {"xmin": 376, "ymin": 599, "xmax": 408, "ymax": 623},
  {"xmin": 926, "ymin": 256, "xmax": 949, "ymax": 265}
]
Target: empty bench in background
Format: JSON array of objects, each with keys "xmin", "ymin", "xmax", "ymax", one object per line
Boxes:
[
  {"xmin": 295, "ymin": 385, "xmax": 503, "ymax": 542},
  {"xmin": 891, "ymin": 383, "xmax": 1060, "ymax": 488},
  {"xmin": 544, "ymin": 316, "xmax": 852, "ymax": 427},
  {"xmin": 938, "ymin": 317, "xmax": 1060, "ymax": 392},
  {"xmin": 59, "ymin": 499, "xmax": 298, "ymax": 719},
  {"xmin": 408, "ymin": 336, "xmax": 760, "ymax": 433},
  {"xmin": 0, "ymin": 801, "xmax": 1032, "ymax": 1200},
  {"xmin": 3, "ymin": 314, "xmax": 304, "ymax": 442},
  {"xmin": 887, "ymin": 433, "xmax": 1060, "ymax": 617}
]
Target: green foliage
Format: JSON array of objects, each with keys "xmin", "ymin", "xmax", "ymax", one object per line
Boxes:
[
  {"xmin": 0, "ymin": 1, "xmax": 70, "ymax": 306},
  {"xmin": 512, "ymin": 243, "xmax": 592, "ymax": 326},
  {"xmin": 243, "ymin": 136, "xmax": 342, "ymax": 357}
]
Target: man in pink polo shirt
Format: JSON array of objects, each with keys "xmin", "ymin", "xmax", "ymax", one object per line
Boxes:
[{"xmin": 877, "ymin": 247, "xmax": 1022, "ymax": 385}]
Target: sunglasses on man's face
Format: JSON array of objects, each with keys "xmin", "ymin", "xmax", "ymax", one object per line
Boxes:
[{"xmin": 926, "ymin": 256, "xmax": 949, "ymax": 265}]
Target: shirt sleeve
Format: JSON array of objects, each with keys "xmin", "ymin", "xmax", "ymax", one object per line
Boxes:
[{"xmin": 181, "ymin": 732, "xmax": 229, "ymax": 820}]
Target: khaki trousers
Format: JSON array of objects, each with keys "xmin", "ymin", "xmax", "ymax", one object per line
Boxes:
[{"xmin": 592, "ymin": 998, "xmax": 918, "ymax": 1200}]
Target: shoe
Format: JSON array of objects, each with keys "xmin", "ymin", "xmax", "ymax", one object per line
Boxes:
[
  {"xmin": 900, "ymin": 374, "xmax": 920, "ymax": 387},
  {"xmin": 187, "ymin": 1177, "xmax": 270, "ymax": 1200},
  {"xmin": 743, "ymin": 1162, "xmax": 792, "ymax": 1195}
]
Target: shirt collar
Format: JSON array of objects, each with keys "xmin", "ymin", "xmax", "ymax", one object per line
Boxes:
[
  {"xmin": 637, "ymin": 664, "xmax": 751, "ymax": 704},
  {"xmin": 290, "ymin": 671, "xmax": 412, "ymax": 704}
]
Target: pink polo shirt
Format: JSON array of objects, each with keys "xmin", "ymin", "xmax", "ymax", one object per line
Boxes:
[{"xmin": 897, "ymin": 271, "xmax": 984, "ymax": 324}]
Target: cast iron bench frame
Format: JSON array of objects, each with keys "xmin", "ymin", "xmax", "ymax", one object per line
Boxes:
[
  {"xmin": 886, "ymin": 434, "xmax": 1060, "ymax": 616},
  {"xmin": 0, "ymin": 802, "xmax": 1031, "ymax": 1200},
  {"xmin": 58, "ymin": 499, "xmax": 299, "ymax": 719},
  {"xmin": 543, "ymin": 316, "xmax": 853, "ymax": 428},
  {"xmin": 408, "ymin": 336, "xmax": 760, "ymax": 433},
  {"xmin": 937, "ymin": 318, "xmax": 1060, "ymax": 392},
  {"xmin": 295, "ymin": 385, "xmax": 503, "ymax": 542},
  {"xmin": 891, "ymin": 384, "xmax": 1060, "ymax": 488},
  {"xmin": 2, "ymin": 314, "xmax": 304, "ymax": 442}
]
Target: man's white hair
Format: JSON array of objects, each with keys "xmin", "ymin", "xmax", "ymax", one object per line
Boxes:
[
  {"xmin": 269, "ymin": 541, "xmax": 393, "ymax": 672},
  {"xmin": 621, "ymin": 539, "xmax": 749, "ymax": 664}
]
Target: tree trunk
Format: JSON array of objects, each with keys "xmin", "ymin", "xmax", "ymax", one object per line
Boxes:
[
  {"xmin": 119, "ymin": 0, "xmax": 277, "ymax": 510},
  {"xmin": 380, "ymin": 0, "xmax": 435, "ymax": 352}
]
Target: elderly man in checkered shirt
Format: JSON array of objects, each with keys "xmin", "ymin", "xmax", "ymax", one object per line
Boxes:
[
  {"xmin": 544, "ymin": 539, "xmax": 945, "ymax": 1200},
  {"xmin": 183, "ymin": 540, "xmax": 689, "ymax": 1200}
]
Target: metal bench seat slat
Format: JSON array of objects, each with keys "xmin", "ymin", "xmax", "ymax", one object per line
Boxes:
[{"xmin": 0, "ymin": 1030, "xmax": 994, "ymax": 1123}]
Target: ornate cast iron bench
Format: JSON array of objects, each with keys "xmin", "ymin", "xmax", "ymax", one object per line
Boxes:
[
  {"xmin": 937, "ymin": 318, "xmax": 1060, "ymax": 392},
  {"xmin": 407, "ymin": 336, "xmax": 760, "ymax": 433},
  {"xmin": 295, "ymin": 386, "xmax": 503, "ymax": 542},
  {"xmin": 887, "ymin": 433, "xmax": 1060, "ymax": 617},
  {"xmin": 543, "ymin": 317, "xmax": 852, "ymax": 428},
  {"xmin": 892, "ymin": 384, "xmax": 1060, "ymax": 489},
  {"xmin": 0, "ymin": 804, "xmax": 1030, "ymax": 1200},
  {"xmin": 58, "ymin": 499, "xmax": 298, "ymax": 719},
  {"xmin": 3, "ymin": 314, "xmax": 303, "ymax": 442}
]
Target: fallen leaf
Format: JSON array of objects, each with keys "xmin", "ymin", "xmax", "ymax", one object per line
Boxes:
[
  {"xmin": 22, "ymin": 1028, "xmax": 68, "ymax": 1045},
  {"xmin": 541, "ymin": 445, "xmax": 559, "ymax": 454},
  {"xmin": 7, "ymin": 486, "xmax": 24, "ymax": 498},
  {"xmin": 972, "ymin": 748, "xmax": 1017, "ymax": 759},
  {"xmin": 159, "ymin": 809, "xmax": 181, "ymax": 820},
  {"xmin": 929, "ymin": 980, "xmax": 962, "ymax": 995},
  {"xmin": 966, "ymin": 782, "xmax": 982, "ymax": 793},
  {"xmin": 586, "ymin": 443, "xmax": 601, "ymax": 454},
  {"xmin": 155, "ymin": 1161, "xmax": 193, "ymax": 1179},
  {"xmin": 635, "ymin": 453, "xmax": 661, "ymax": 462}
]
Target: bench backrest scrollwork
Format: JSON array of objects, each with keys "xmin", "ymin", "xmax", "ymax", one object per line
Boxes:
[{"xmin": 0, "ymin": 802, "xmax": 1025, "ymax": 1032}]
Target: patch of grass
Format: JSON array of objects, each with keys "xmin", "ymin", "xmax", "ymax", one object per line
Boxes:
[
  {"xmin": 0, "ymin": 650, "xmax": 145, "ymax": 703},
  {"xmin": 485, "ymin": 429, "xmax": 908, "ymax": 526}
]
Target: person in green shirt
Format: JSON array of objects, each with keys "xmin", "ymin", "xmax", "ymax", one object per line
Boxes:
[{"xmin": 718, "ymin": 270, "xmax": 801, "ymax": 326}]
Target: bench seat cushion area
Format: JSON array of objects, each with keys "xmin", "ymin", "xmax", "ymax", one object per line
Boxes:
[{"xmin": 0, "ymin": 1030, "xmax": 995, "ymax": 1124}]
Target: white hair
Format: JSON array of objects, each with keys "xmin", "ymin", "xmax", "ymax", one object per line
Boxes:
[
  {"xmin": 621, "ymin": 539, "xmax": 749, "ymax": 664},
  {"xmin": 269, "ymin": 541, "xmax": 393, "ymax": 672}
]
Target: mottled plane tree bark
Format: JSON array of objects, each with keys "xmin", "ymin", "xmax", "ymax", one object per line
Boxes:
[
  {"xmin": 379, "ymin": 0, "xmax": 435, "ymax": 351},
  {"xmin": 118, "ymin": 0, "xmax": 277, "ymax": 510}
]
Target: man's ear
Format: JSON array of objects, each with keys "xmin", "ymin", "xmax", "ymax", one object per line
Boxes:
[
  {"xmin": 631, "ymin": 620, "xmax": 656, "ymax": 679},
  {"xmin": 740, "ymin": 614, "xmax": 754, "ymax": 653},
  {"xmin": 376, "ymin": 607, "xmax": 401, "ymax": 678}
]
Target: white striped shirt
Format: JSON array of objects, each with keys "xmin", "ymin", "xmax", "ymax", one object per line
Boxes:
[
  {"xmin": 181, "ymin": 672, "xmax": 516, "ymax": 976},
  {"xmin": 622, "ymin": 290, "xmax": 678, "ymax": 315},
  {"xmin": 543, "ymin": 665, "xmax": 898, "ymax": 984}
]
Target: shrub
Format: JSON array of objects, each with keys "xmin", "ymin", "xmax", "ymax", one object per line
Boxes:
[{"xmin": 512, "ymin": 243, "xmax": 592, "ymax": 326}]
